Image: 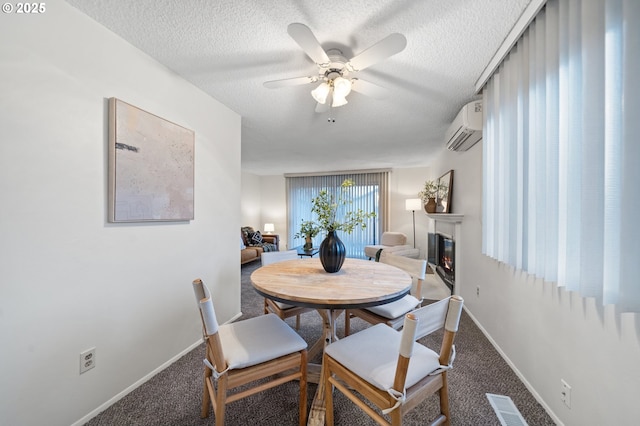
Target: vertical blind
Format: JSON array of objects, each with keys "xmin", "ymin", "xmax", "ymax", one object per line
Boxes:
[
  {"xmin": 482, "ymin": 0, "xmax": 639, "ymax": 311},
  {"xmin": 286, "ymin": 171, "xmax": 389, "ymax": 259}
]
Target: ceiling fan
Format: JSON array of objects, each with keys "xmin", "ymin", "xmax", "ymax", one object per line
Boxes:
[{"xmin": 264, "ymin": 23, "xmax": 407, "ymax": 112}]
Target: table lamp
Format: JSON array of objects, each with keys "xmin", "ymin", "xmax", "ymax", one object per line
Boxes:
[{"xmin": 264, "ymin": 223, "xmax": 275, "ymax": 234}]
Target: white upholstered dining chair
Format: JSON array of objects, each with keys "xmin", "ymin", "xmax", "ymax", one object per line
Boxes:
[
  {"xmin": 344, "ymin": 251, "xmax": 427, "ymax": 335},
  {"xmin": 261, "ymin": 249, "xmax": 314, "ymax": 329},
  {"xmin": 192, "ymin": 279, "xmax": 308, "ymax": 426},
  {"xmin": 323, "ymin": 295, "xmax": 464, "ymax": 426}
]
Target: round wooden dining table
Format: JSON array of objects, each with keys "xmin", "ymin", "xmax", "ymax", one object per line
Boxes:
[{"xmin": 251, "ymin": 257, "xmax": 411, "ymax": 426}]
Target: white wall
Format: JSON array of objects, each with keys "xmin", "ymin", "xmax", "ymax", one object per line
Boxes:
[
  {"xmin": 241, "ymin": 171, "xmax": 262, "ymax": 229},
  {"xmin": 240, "ymin": 174, "xmax": 286, "ymax": 246},
  {"xmin": 260, "ymin": 175, "xmax": 288, "ymax": 247},
  {"xmin": 430, "ymin": 143, "xmax": 640, "ymax": 426},
  {"xmin": 389, "ymin": 168, "xmax": 432, "ymax": 258},
  {"xmin": 0, "ymin": 2, "xmax": 241, "ymax": 425}
]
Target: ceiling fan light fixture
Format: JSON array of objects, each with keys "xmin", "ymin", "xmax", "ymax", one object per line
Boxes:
[
  {"xmin": 266, "ymin": 24, "xmax": 406, "ymax": 112},
  {"xmin": 332, "ymin": 76, "xmax": 352, "ymax": 98},
  {"xmin": 332, "ymin": 94, "xmax": 348, "ymax": 107},
  {"xmin": 311, "ymin": 82, "xmax": 330, "ymax": 104}
]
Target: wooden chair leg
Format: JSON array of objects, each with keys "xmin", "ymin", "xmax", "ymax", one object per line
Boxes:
[
  {"xmin": 202, "ymin": 344, "xmax": 216, "ymax": 418},
  {"xmin": 201, "ymin": 375, "xmax": 210, "ymax": 418},
  {"xmin": 215, "ymin": 376, "xmax": 227, "ymax": 426},
  {"xmin": 295, "ymin": 314, "xmax": 301, "ymax": 330},
  {"xmin": 299, "ymin": 350, "xmax": 308, "ymax": 426},
  {"xmin": 391, "ymin": 409, "xmax": 402, "ymax": 426},
  {"xmin": 439, "ymin": 372, "xmax": 451, "ymax": 425},
  {"xmin": 344, "ymin": 310, "xmax": 351, "ymax": 336},
  {"xmin": 323, "ymin": 355, "xmax": 334, "ymax": 426}
]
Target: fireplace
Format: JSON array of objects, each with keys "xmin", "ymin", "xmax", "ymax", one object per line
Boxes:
[
  {"xmin": 426, "ymin": 214, "xmax": 463, "ymax": 294},
  {"xmin": 429, "ymin": 232, "xmax": 455, "ymax": 291}
]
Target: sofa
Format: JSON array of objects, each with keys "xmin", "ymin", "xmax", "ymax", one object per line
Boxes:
[
  {"xmin": 240, "ymin": 227, "xmax": 280, "ymax": 265},
  {"xmin": 364, "ymin": 231, "xmax": 419, "ymax": 259}
]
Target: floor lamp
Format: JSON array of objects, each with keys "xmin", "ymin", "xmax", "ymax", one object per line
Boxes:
[{"xmin": 405, "ymin": 198, "xmax": 422, "ymax": 249}]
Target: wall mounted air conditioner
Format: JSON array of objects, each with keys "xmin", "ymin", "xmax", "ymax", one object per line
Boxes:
[{"xmin": 446, "ymin": 100, "xmax": 483, "ymax": 151}]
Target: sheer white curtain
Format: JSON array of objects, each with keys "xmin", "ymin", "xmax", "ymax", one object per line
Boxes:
[
  {"xmin": 482, "ymin": 0, "xmax": 639, "ymax": 311},
  {"xmin": 286, "ymin": 171, "xmax": 389, "ymax": 259}
]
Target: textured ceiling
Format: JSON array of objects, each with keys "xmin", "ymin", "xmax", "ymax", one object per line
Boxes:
[{"xmin": 66, "ymin": 0, "xmax": 531, "ymax": 175}]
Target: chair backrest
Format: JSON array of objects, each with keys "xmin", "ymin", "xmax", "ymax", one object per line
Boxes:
[
  {"xmin": 193, "ymin": 279, "xmax": 218, "ymax": 338},
  {"xmin": 199, "ymin": 295, "xmax": 220, "ymax": 336},
  {"xmin": 192, "ymin": 279, "xmax": 228, "ymax": 374},
  {"xmin": 394, "ymin": 295, "xmax": 464, "ymax": 391},
  {"xmin": 261, "ymin": 249, "xmax": 298, "ymax": 265},
  {"xmin": 379, "ymin": 251, "xmax": 427, "ymax": 298},
  {"xmin": 192, "ymin": 278, "xmax": 211, "ymax": 304},
  {"xmin": 380, "ymin": 232, "xmax": 407, "ymax": 246},
  {"xmin": 410, "ymin": 295, "xmax": 463, "ymax": 340}
]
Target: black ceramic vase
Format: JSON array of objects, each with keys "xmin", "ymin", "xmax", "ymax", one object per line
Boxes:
[{"xmin": 319, "ymin": 231, "xmax": 346, "ymax": 273}]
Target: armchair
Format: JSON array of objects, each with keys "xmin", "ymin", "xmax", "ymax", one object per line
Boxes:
[{"xmin": 364, "ymin": 232, "xmax": 418, "ymax": 259}]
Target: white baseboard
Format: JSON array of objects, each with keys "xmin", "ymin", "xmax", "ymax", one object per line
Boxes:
[
  {"xmin": 72, "ymin": 311, "xmax": 246, "ymax": 426},
  {"xmin": 462, "ymin": 306, "xmax": 563, "ymax": 426},
  {"xmin": 226, "ymin": 311, "xmax": 243, "ymax": 324},
  {"xmin": 71, "ymin": 338, "xmax": 204, "ymax": 426}
]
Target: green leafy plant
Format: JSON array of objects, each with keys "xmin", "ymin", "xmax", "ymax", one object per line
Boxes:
[
  {"xmin": 294, "ymin": 220, "xmax": 320, "ymax": 239},
  {"xmin": 310, "ymin": 179, "xmax": 376, "ymax": 234},
  {"xmin": 418, "ymin": 179, "xmax": 446, "ymax": 201}
]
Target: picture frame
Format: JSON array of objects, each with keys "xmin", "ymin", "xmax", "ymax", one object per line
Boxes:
[
  {"xmin": 436, "ymin": 169, "xmax": 454, "ymax": 213},
  {"xmin": 108, "ymin": 98, "xmax": 195, "ymax": 222}
]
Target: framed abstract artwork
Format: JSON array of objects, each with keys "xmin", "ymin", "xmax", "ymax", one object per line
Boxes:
[{"xmin": 108, "ymin": 98, "xmax": 195, "ymax": 222}]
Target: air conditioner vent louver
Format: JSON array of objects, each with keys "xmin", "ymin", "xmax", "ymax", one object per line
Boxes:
[
  {"xmin": 448, "ymin": 130, "xmax": 475, "ymax": 151},
  {"xmin": 446, "ymin": 100, "xmax": 483, "ymax": 151}
]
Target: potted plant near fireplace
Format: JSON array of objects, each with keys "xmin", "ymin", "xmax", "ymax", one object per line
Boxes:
[
  {"xmin": 310, "ymin": 179, "xmax": 376, "ymax": 273},
  {"xmin": 419, "ymin": 179, "xmax": 445, "ymax": 213}
]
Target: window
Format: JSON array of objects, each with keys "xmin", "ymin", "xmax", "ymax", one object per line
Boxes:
[
  {"xmin": 286, "ymin": 171, "xmax": 389, "ymax": 259},
  {"xmin": 481, "ymin": 0, "xmax": 639, "ymax": 311}
]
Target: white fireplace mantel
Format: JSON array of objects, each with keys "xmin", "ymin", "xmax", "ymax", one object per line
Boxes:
[{"xmin": 425, "ymin": 213, "xmax": 464, "ymax": 223}]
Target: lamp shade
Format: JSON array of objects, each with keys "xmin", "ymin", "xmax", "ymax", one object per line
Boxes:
[
  {"xmin": 405, "ymin": 198, "xmax": 422, "ymax": 211},
  {"xmin": 311, "ymin": 82, "xmax": 330, "ymax": 104},
  {"xmin": 264, "ymin": 223, "xmax": 275, "ymax": 233}
]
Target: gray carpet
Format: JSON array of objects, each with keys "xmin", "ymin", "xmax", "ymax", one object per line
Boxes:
[{"xmin": 86, "ymin": 262, "xmax": 555, "ymax": 425}]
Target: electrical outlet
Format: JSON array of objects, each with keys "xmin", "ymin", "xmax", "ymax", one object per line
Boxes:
[
  {"xmin": 561, "ymin": 379, "xmax": 571, "ymax": 408},
  {"xmin": 80, "ymin": 347, "xmax": 96, "ymax": 374},
  {"xmin": 476, "ymin": 286, "xmax": 480, "ymax": 297}
]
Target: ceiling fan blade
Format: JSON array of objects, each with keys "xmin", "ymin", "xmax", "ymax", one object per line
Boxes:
[
  {"xmin": 263, "ymin": 76, "xmax": 317, "ymax": 89},
  {"xmin": 350, "ymin": 79, "xmax": 389, "ymax": 100},
  {"xmin": 287, "ymin": 23, "xmax": 331, "ymax": 66},
  {"xmin": 348, "ymin": 33, "xmax": 407, "ymax": 72}
]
